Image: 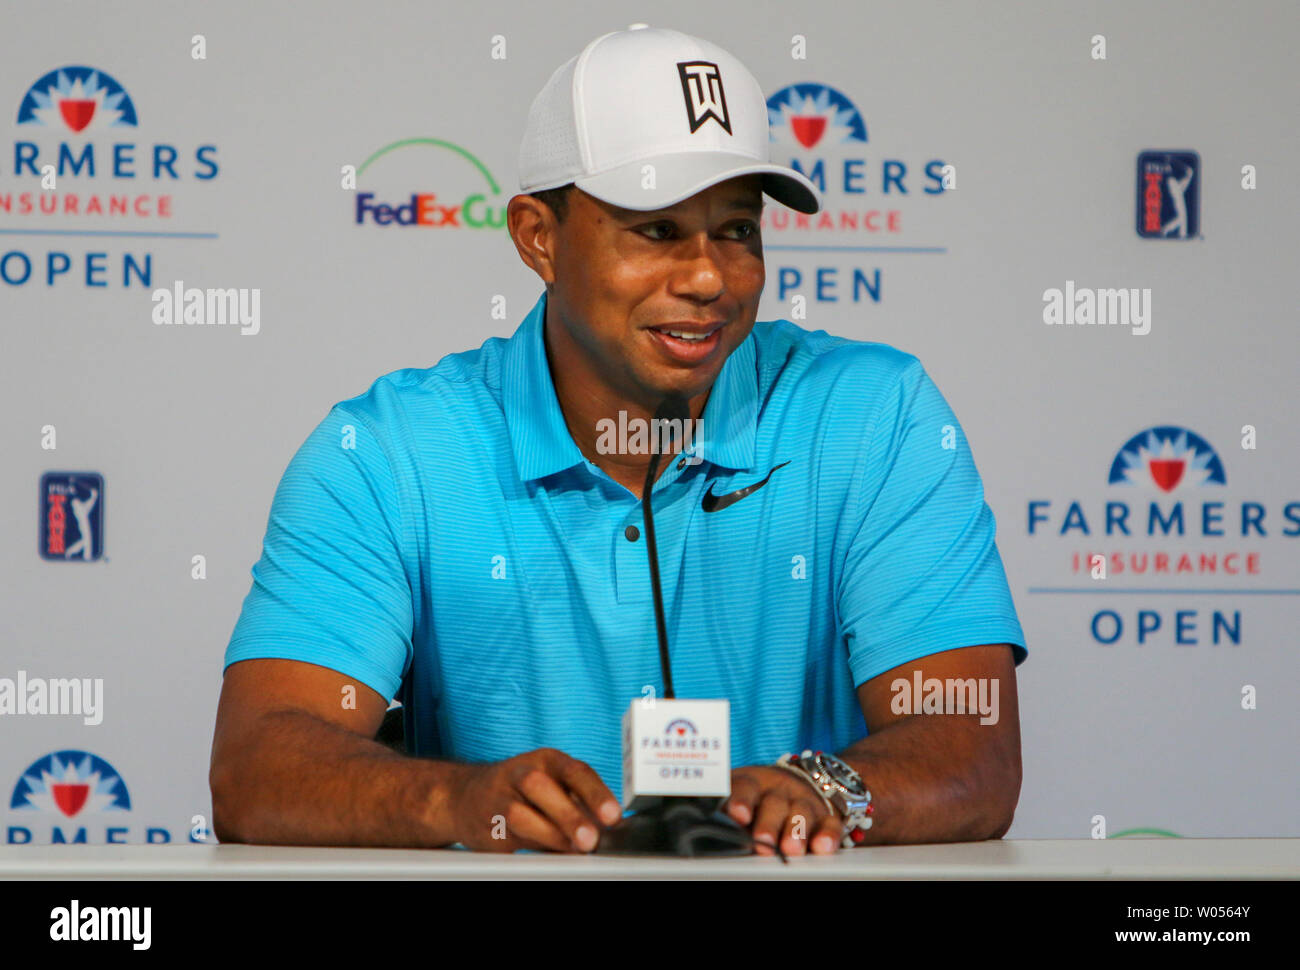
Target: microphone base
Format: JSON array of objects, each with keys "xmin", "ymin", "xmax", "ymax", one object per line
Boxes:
[{"xmin": 595, "ymin": 796, "xmax": 756, "ymax": 857}]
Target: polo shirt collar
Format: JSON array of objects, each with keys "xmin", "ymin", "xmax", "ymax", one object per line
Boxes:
[
  {"xmin": 502, "ymin": 290, "xmax": 587, "ymax": 481},
  {"xmin": 693, "ymin": 320, "xmax": 757, "ymax": 472},
  {"xmin": 502, "ymin": 290, "xmax": 758, "ymax": 482}
]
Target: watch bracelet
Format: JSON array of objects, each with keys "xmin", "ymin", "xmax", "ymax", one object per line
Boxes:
[
  {"xmin": 776, "ymin": 752, "xmax": 874, "ymax": 848},
  {"xmin": 772, "ymin": 756, "xmax": 840, "ymax": 819}
]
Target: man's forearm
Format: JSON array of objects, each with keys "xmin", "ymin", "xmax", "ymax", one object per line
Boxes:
[
  {"xmin": 211, "ymin": 710, "xmax": 465, "ymax": 847},
  {"xmin": 836, "ymin": 713, "xmax": 1021, "ymax": 844}
]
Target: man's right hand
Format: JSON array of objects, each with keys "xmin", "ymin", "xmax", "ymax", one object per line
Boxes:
[{"xmin": 446, "ymin": 747, "xmax": 624, "ymax": 853}]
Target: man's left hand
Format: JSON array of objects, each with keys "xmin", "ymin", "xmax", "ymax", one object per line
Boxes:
[{"xmin": 722, "ymin": 765, "xmax": 843, "ymax": 856}]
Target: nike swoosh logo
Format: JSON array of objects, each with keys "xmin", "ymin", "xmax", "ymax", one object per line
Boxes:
[{"xmin": 701, "ymin": 461, "xmax": 791, "ymax": 513}]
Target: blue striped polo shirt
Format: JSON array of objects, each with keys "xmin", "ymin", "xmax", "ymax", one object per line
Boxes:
[{"xmin": 224, "ymin": 288, "xmax": 1027, "ymax": 804}]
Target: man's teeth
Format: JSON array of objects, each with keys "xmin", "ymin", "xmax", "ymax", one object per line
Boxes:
[{"xmin": 663, "ymin": 330, "xmax": 709, "ymax": 342}]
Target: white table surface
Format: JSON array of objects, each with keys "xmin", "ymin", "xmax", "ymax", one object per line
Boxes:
[{"xmin": 2, "ymin": 838, "xmax": 1296, "ymax": 879}]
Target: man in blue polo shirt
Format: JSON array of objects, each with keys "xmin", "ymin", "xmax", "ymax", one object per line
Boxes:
[{"xmin": 211, "ymin": 25, "xmax": 1027, "ymax": 857}]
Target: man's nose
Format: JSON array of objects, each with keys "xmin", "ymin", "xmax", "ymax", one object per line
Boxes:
[{"xmin": 671, "ymin": 235, "xmax": 727, "ymax": 298}]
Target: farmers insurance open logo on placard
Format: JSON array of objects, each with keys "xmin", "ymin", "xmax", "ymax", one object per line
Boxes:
[
  {"xmin": 2, "ymin": 65, "xmax": 220, "ymax": 292},
  {"xmin": 7, "ymin": 750, "xmax": 183, "ymax": 844},
  {"xmin": 761, "ymin": 82, "xmax": 952, "ymax": 309},
  {"xmin": 1025, "ymin": 426, "xmax": 1300, "ymax": 648},
  {"xmin": 639, "ymin": 718, "xmax": 724, "ymax": 783},
  {"xmin": 643, "ymin": 718, "xmax": 722, "ymax": 751}
]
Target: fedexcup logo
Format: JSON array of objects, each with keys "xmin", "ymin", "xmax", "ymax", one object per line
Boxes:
[{"xmin": 351, "ymin": 138, "xmax": 507, "ymax": 231}]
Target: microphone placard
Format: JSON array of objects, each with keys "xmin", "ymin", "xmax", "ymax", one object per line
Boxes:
[{"xmin": 621, "ymin": 698, "xmax": 730, "ymax": 809}]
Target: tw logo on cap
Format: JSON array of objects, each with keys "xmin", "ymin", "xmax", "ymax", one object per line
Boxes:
[{"xmin": 677, "ymin": 61, "xmax": 731, "ymax": 135}]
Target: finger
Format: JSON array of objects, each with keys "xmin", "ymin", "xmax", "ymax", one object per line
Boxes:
[
  {"xmin": 514, "ymin": 767, "xmax": 601, "ymax": 852},
  {"xmin": 555, "ymin": 753, "xmax": 623, "ymax": 827},
  {"xmin": 751, "ymin": 790, "xmax": 789, "ymax": 856},
  {"xmin": 781, "ymin": 798, "xmax": 825, "ymax": 856},
  {"xmin": 723, "ymin": 772, "xmax": 762, "ymax": 826},
  {"xmin": 809, "ymin": 810, "xmax": 845, "ymax": 855},
  {"xmin": 503, "ymin": 798, "xmax": 576, "ymax": 853},
  {"xmin": 568, "ymin": 788, "xmax": 617, "ymax": 831}
]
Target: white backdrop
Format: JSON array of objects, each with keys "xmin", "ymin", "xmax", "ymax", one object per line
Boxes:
[{"xmin": 3, "ymin": 0, "xmax": 1297, "ymax": 844}]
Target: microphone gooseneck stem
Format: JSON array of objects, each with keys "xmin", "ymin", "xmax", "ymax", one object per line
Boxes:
[{"xmin": 642, "ymin": 447, "xmax": 674, "ymax": 699}]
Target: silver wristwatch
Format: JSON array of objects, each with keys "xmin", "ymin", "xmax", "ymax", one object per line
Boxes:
[{"xmin": 775, "ymin": 749, "xmax": 873, "ymax": 848}]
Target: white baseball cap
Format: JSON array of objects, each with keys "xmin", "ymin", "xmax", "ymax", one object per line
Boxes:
[{"xmin": 518, "ymin": 24, "xmax": 822, "ymax": 214}]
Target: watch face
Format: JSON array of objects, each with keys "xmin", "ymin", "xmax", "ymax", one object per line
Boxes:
[{"xmin": 816, "ymin": 753, "xmax": 867, "ymax": 795}]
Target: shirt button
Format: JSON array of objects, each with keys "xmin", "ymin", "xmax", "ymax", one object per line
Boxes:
[
  {"xmin": 676, "ymin": 458, "xmax": 686, "ymax": 470},
  {"xmin": 624, "ymin": 525, "xmax": 640, "ymax": 542}
]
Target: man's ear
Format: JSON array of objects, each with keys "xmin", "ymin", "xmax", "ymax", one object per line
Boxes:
[{"xmin": 507, "ymin": 194, "xmax": 558, "ymax": 287}]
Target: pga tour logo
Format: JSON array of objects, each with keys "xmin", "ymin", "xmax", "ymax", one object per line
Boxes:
[
  {"xmin": 1136, "ymin": 150, "xmax": 1199, "ymax": 239},
  {"xmin": 40, "ymin": 472, "xmax": 103, "ymax": 561}
]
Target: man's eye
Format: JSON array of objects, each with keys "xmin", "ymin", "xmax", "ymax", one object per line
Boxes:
[{"xmin": 640, "ymin": 222, "xmax": 759, "ymax": 240}]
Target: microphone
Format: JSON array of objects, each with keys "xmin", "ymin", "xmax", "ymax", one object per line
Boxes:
[
  {"xmin": 641, "ymin": 392, "xmax": 689, "ymax": 700},
  {"xmin": 596, "ymin": 393, "xmax": 785, "ymax": 860}
]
